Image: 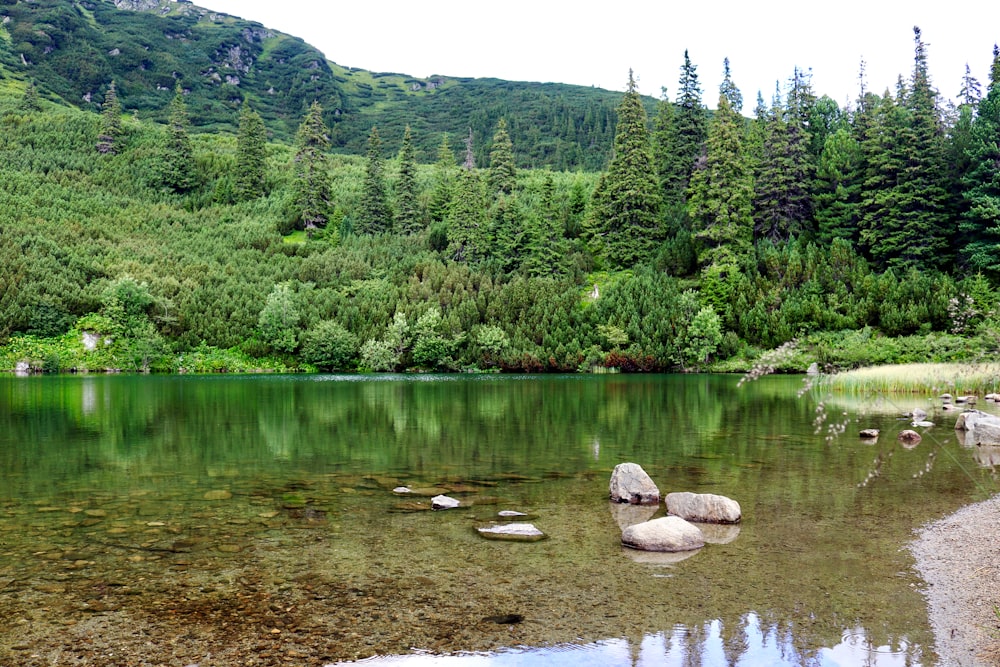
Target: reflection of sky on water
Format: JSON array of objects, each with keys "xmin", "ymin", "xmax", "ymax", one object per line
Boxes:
[{"xmin": 327, "ymin": 614, "xmax": 918, "ymax": 667}]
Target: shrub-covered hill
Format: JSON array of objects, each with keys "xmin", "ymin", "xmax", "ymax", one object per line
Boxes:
[{"xmin": 0, "ymin": 0, "xmax": 641, "ymax": 168}]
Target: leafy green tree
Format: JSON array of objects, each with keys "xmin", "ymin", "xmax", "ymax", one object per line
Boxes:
[
  {"xmin": 101, "ymin": 276, "xmax": 167, "ymax": 372},
  {"xmin": 96, "ymin": 80, "xmax": 123, "ymax": 155},
  {"xmin": 488, "ymin": 118, "xmax": 517, "ymax": 196},
  {"xmin": 681, "ymin": 305, "xmax": 723, "ymax": 368},
  {"xmin": 960, "ymin": 45, "xmax": 1000, "ymax": 276},
  {"xmin": 360, "ymin": 311, "xmax": 409, "ymax": 371},
  {"xmin": 301, "ymin": 320, "xmax": 358, "ymax": 370},
  {"xmin": 293, "ymin": 101, "xmax": 332, "ymax": 231},
  {"xmin": 357, "ymin": 126, "xmax": 392, "ymax": 235},
  {"xmin": 395, "ymin": 125, "xmax": 422, "ymax": 234},
  {"xmin": 258, "ymin": 282, "xmax": 300, "ymax": 354},
  {"xmin": 411, "ymin": 306, "xmax": 456, "ymax": 369},
  {"xmin": 161, "ymin": 86, "xmax": 196, "ymax": 192},
  {"xmin": 592, "ymin": 70, "xmax": 662, "ymax": 267},
  {"xmin": 235, "ymin": 101, "xmax": 267, "ymax": 200}
]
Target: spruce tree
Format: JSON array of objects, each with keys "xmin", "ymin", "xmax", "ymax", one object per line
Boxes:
[
  {"xmin": 522, "ymin": 172, "xmax": 567, "ymax": 277},
  {"xmin": 235, "ymin": 101, "xmax": 267, "ymax": 200},
  {"xmin": 19, "ymin": 80, "xmax": 41, "ymax": 112},
  {"xmin": 687, "ymin": 88, "xmax": 753, "ymax": 269},
  {"xmin": 652, "ymin": 88, "xmax": 678, "ymax": 202},
  {"xmin": 813, "ymin": 128, "xmax": 863, "ymax": 245},
  {"xmin": 720, "ymin": 58, "xmax": 743, "ymax": 114},
  {"xmin": 447, "ymin": 131, "xmax": 489, "ymax": 263},
  {"xmin": 293, "ymin": 101, "xmax": 332, "ymax": 230},
  {"xmin": 594, "ymin": 70, "xmax": 662, "ymax": 267},
  {"xmin": 395, "ymin": 125, "xmax": 422, "ymax": 235},
  {"xmin": 663, "ymin": 50, "xmax": 709, "ymax": 205},
  {"xmin": 428, "ymin": 134, "xmax": 456, "ymax": 224},
  {"xmin": 960, "ymin": 45, "xmax": 1000, "ymax": 276},
  {"xmin": 488, "ymin": 118, "xmax": 517, "ymax": 196},
  {"xmin": 357, "ymin": 126, "xmax": 392, "ymax": 235},
  {"xmin": 96, "ymin": 80, "xmax": 123, "ymax": 155},
  {"xmin": 161, "ymin": 85, "xmax": 196, "ymax": 192}
]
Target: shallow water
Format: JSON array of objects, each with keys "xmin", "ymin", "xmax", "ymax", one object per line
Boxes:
[{"xmin": 0, "ymin": 373, "xmax": 995, "ymax": 666}]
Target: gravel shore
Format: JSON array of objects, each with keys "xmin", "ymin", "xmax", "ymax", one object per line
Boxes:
[{"xmin": 911, "ymin": 494, "xmax": 1000, "ymax": 666}]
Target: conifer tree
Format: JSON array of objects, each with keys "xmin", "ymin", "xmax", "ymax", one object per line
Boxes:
[
  {"xmin": 720, "ymin": 58, "xmax": 743, "ymax": 113},
  {"xmin": 235, "ymin": 101, "xmax": 267, "ymax": 200},
  {"xmin": 663, "ymin": 50, "xmax": 709, "ymax": 204},
  {"xmin": 96, "ymin": 80, "xmax": 123, "ymax": 155},
  {"xmin": 652, "ymin": 88, "xmax": 678, "ymax": 202},
  {"xmin": 428, "ymin": 134, "xmax": 456, "ymax": 224},
  {"xmin": 19, "ymin": 80, "xmax": 41, "ymax": 112},
  {"xmin": 488, "ymin": 119, "xmax": 517, "ymax": 196},
  {"xmin": 395, "ymin": 125, "xmax": 422, "ymax": 235},
  {"xmin": 161, "ymin": 85, "xmax": 196, "ymax": 192},
  {"xmin": 593, "ymin": 70, "xmax": 662, "ymax": 267},
  {"xmin": 357, "ymin": 126, "xmax": 392, "ymax": 235},
  {"xmin": 813, "ymin": 128, "xmax": 863, "ymax": 245},
  {"xmin": 960, "ymin": 45, "xmax": 1000, "ymax": 275},
  {"xmin": 293, "ymin": 101, "xmax": 332, "ymax": 230},
  {"xmin": 687, "ymin": 85, "xmax": 753, "ymax": 269},
  {"xmin": 447, "ymin": 131, "xmax": 489, "ymax": 263},
  {"xmin": 522, "ymin": 172, "xmax": 567, "ymax": 277}
]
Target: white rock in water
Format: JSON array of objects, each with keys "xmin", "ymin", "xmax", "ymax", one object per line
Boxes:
[
  {"xmin": 912, "ymin": 420, "xmax": 935, "ymax": 428},
  {"xmin": 665, "ymin": 492, "xmax": 742, "ymax": 524},
  {"xmin": 497, "ymin": 510, "xmax": 527, "ymax": 517},
  {"xmin": 609, "ymin": 462, "xmax": 660, "ymax": 505},
  {"xmin": 393, "ymin": 486, "xmax": 412, "ymax": 494},
  {"xmin": 431, "ymin": 495, "xmax": 460, "ymax": 510},
  {"xmin": 621, "ymin": 516, "xmax": 704, "ymax": 552},
  {"xmin": 476, "ymin": 523, "xmax": 546, "ymax": 541}
]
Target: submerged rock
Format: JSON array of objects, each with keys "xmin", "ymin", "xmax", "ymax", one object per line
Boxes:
[
  {"xmin": 622, "ymin": 516, "xmax": 704, "ymax": 552},
  {"xmin": 497, "ymin": 510, "xmax": 528, "ymax": 518},
  {"xmin": 476, "ymin": 523, "xmax": 546, "ymax": 542},
  {"xmin": 609, "ymin": 463, "xmax": 660, "ymax": 505},
  {"xmin": 859, "ymin": 429, "xmax": 880, "ymax": 438},
  {"xmin": 697, "ymin": 522, "xmax": 742, "ymax": 545},
  {"xmin": 898, "ymin": 430, "xmax": 922, "ymax": 446},
  {"xmin": 608, "ymin": 501, "xmax": 658, "ymax": 531},
  {"xmin": 912, "ymin": 420, "xmax": 935, "ymax": 428},
  {"xmin": 665, "ymin": 492, "xmax": 742, "ymax": 524}
]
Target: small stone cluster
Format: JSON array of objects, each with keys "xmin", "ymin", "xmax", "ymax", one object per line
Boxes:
[{"xmin": 609, "ymin": 462, "xmax": 741, "ymax": 554}]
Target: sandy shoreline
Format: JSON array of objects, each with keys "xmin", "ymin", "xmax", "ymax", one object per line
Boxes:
[{"xmin": 911, "ymin": 494, "xmax": 1000, "ymax": 666}]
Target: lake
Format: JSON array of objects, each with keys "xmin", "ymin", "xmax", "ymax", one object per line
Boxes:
[{"xmin": 0, "ymin": 373, "xmax": 994, "ymax": 666}]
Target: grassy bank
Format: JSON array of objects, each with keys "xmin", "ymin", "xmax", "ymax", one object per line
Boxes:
[{"xmin": 823, "ymin": 363, "xmax": 1000, "ymax": 395}]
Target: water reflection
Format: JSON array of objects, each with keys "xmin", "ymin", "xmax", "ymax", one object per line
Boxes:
[{"xmin": 328, "ymin": 614, "xmax": 919, "ymax": 666}]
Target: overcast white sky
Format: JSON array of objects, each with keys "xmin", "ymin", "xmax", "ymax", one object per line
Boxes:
[{"xmin": 199, "ymin": 0, "xmax": 997, "ymax": 109}]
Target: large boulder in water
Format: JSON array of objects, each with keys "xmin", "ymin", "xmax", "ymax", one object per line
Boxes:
[
  {"xmin": 621, "ymin": 516, "xmax": 704, "ymax": 552},
  {"xmin": 665, "ymin": 492, "xmax": 742, "ymax": 524},
  {"xmin": 955, "ymin": 410, "xmax": 1000, "ymax": 447},
  {"xmin": 609, "ymin": 463, "xmax": 660, "ymax": 505}
]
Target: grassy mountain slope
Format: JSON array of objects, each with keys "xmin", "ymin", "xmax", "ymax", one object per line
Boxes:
[{"xmin": 0, "ymin": 0, "xmax": 643, "ymax": 168}]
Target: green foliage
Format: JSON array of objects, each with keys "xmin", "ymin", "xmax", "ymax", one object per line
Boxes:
[
  {"xmin": 301, "ymin": 319, "xmax": 358, "ymax": 370},
  {"xmin": 258, "ymin": 282, "xmax": 301, "ymax": 353},
  {"xmin": 96, "ymin": 80, "xmax": 122, "ymax": 155},
  {"xmin": 590, "ymin": 71, "xmax": 662, "ymax": 268},
  {"xmin": 160, "ymin": 86, "xmax": 196, "ymax": 193},
  {"xmin": 293, "ymin": 101, "xmax": 331, "ymax": 230},
  {"xmin": 394, "ymin": 125, "xmax": 422, "ymax": 234},
  {"xmin": 356, "ymin": 125, "xmax": 392, "ymax": 234},
  {"xmin": 235, "ymin": 102, "xmax": 267, "ymax": 200},
  {"xmin": 488, "ymin": 118, "xmax": 516, "ymax": 196}
]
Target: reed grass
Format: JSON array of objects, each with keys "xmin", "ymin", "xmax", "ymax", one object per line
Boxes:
[{"xmin": 824, "ymin": 363, "xmax": 1000, "ymax": 395}]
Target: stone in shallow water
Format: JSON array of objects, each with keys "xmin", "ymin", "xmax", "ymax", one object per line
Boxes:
[
  {"xmin": 497, "ymin": 510, "xmax": 527, "ymax": 518},
  {"xmin": 609, "ymin": 462, "xmax": 660, "ymax": 505},
  {"xmin": 476, "ymin": 523, "xmax": 547, "ymax": 542},
  {"xmin": 431, "ymin": 495, "xmax": 460, "ymax": 510},
  {"xmin": 621, "ymin": 516, "xmax": 704, "ymax": 552},
  {"xmin": 665, "ymin": 492, "xmax": 742, "ymax": 524},
  {"xmin": 203, "ymin": 490, "xmax": 232, "ymax": 501}
]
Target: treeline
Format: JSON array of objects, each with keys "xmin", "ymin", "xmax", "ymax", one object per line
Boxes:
[{"xmin": 2, "ymin": 26, "xmax": 1000, "ymax": 374}]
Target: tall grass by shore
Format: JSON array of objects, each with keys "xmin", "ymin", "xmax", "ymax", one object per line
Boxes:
[{"xmin": 824, "ymin": 363, "xmax": 1000, "ymax": 395}]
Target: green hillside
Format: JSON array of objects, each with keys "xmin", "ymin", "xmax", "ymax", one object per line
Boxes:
[{"xmin": 0, "ymin": 0, "xmax": 636, "ymax": 168}]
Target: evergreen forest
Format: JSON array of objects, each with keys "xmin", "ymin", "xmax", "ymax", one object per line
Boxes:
[{"xmin": 2, "ymin": 0, "xmax": 1000, "ymax": 375}]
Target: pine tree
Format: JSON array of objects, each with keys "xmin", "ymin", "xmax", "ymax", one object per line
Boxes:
[
  {"xmin": 293, "ymin": 101, "xmax": 331, "ymax": 230},
  {"xmin": 593, "ymin": 70, "xmax": 662, "ymax": 267},
  {"xmin": 235, "ymin": 101, "xmax": 267, "ymax": 200},
  {"xmin": 395, "ymin": 125, "xmax": 422, "ymax": 234},
  {"xmin": 488, "ymin": 118, "xmax": 517, "ymax": 196},
  {"xmin": 813, "ymin": 128, "xmax": 863, "ymax": 245},
  {"xmin": 447, "ymin": 131, "xmax": 489, "ymax": 263},
  {"xmin": 522, "ymin": 172, "xmax": 567, "ymax": 277},
  {"xmin": 687, "ymin": 89, "xmax": 753, "ymax": 269},
  {"xmin": 860, "ymin": 27, "xmax": 950, "ymax": 270},
  {"xmin": 357, "ymin": 126, "xmax": 392, "ymax": 235},
  {"xmin": 960, "ymin": 45, "xmax": 1000, "ymax": 276},
  {"xmin": 428, "ymin": 134, "xmax": 456, "ymax": 224},
  {"xmin": 96, "ymin": 80, "xmax": 123, "ymax": 155},
  {"xmin": 652, "ymin": 88, "xmax": 678, "ymax": 203},
  {"xmin": 720, "ymin": 58, "xmax": 743, "ymax": 114},
  {"xmin": 161, "ymin": 85, "xmax": 196, "ymax": 192},
  {"xmin": 671, "ymin": 50, "xmax": 709, "ymax": 200},
  {"xmin": 19, "ymin": 80, "xmax": 41, "ymax": 113}
]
